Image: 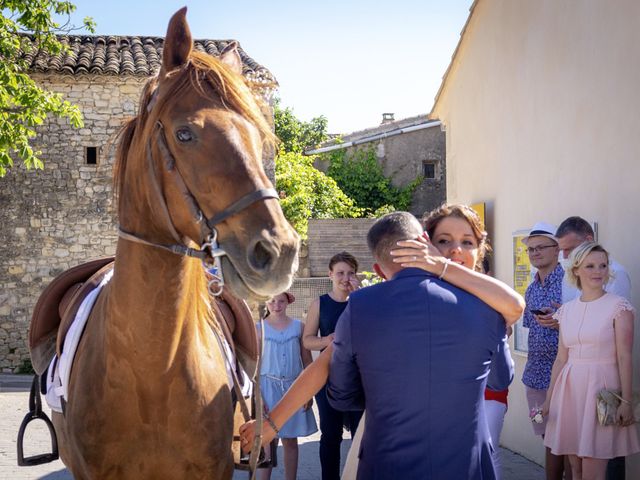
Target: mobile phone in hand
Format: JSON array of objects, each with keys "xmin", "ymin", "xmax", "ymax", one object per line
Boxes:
[{"xmin": 530, "ymin": 308, "xmax": 548, "ymax": 316}]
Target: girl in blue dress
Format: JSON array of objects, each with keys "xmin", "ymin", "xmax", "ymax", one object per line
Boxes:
[{"xmin": 258, "ymin": 292, "xmax": 317, "ymax": 480}]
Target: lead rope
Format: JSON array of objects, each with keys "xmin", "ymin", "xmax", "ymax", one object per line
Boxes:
[
  {"xmin": 248, "ymin": 317, "xmax": 266, "ymax": 478},
  {"xmin": 212, "ymin": 319, "xmax": 264, "ymax": 480}
]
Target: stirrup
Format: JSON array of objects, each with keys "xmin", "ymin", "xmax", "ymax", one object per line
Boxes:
[{"xmin": 17, "ymin": 375, "xmax": 59, "ymax": 466}]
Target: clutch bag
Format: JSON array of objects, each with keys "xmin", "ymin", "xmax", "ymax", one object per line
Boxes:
[{"xmin": 596, "ymin": 389, "xmax": 640, "ymax": 426}]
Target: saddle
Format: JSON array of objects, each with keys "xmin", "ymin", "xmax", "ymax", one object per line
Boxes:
[
  {"xmin": 29, "ymin": 257, "xmax": 114, "ymax": 375},
  {"xmin": 28, "ymin": 257, "xmax": 260, "ymax": 379}
]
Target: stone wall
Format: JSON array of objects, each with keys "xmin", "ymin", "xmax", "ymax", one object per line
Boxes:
[
  {"xmin": 307, "ymin": 219, "xmax": 377, "ymax": 277},
  {"xmin": 287, "ymin": 220, "xmax": 375, "ymax": 321},
  {"xmin": 0, "ymin": 74, "xmax": 145, "ymax": 371}
]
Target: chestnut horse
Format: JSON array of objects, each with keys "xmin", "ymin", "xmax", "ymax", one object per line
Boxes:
[{"xmin": 51, "ymin": 8, "xmax": 298, "ymax": 479}]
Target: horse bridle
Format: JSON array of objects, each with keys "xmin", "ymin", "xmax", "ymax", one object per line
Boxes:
[{"xmin": 118, "ymin": 120, "xmax": 279, "ymax": 296}]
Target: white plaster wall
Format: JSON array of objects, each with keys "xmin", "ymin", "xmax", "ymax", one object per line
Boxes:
[{"xmin": 432, "ymin": 0, "xmax": 640, "ymax": 472}]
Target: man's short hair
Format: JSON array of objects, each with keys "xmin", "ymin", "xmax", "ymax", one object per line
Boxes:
[
  {"xmin": 367, "ymin": 212, "xmax": 423, "ymax": 265},
  {"xmin": 556, "ymin": 216, "xmax": 595, "ymax": 239},
  {"xmin": 328, "ymin": 251, "xmax": 358, "ymax": 272}
]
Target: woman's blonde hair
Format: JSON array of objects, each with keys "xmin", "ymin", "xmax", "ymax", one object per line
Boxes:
[
  {"xmin": 566, "ymin": 241, "xmax": 612, "ymax": 289},
  {"xmin": 422, "ymin": 203, "xmax": 491, "ymax": 271}
]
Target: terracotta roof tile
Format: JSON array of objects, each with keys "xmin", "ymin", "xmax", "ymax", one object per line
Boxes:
[{"xmin": 21, "ymin": 34, "xmax": 276, "ymax": 85}]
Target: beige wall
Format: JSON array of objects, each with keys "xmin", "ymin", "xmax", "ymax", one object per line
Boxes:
[{"xmin": 432, "ymin": 0, "xmax": 640, "ymax": 471}]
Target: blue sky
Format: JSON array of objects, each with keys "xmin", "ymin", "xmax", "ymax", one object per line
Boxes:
[{"xmin": 64, "ymin": 1, "xmax": 472, "ymax": 133}]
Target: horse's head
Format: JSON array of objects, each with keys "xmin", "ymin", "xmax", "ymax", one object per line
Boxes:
[{"xmin": 115, "ymin": 7, "xmax": 299, "ymax": 301}]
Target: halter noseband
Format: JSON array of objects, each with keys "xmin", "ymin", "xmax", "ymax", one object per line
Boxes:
[{"xmin": 118, "ymin": 120, "xmax": 279, "ymax": 295}]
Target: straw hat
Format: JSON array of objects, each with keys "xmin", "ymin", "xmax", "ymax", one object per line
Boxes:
[{"xmin": 522, "ymin": 221, "xmax": 558, "ymax": 246}]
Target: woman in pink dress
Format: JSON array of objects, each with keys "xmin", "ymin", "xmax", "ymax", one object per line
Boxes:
[{"xmin": 542, "ymin": 242, "xmax": 639, "ymax": 480}]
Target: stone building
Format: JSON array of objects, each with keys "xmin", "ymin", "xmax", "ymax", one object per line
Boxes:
[
  {"xmin": 0, "ymin": 35, "xmax": 276, "ymax": 372},
  {"xmin": 308, "ymin": 114, "xmax": 446, "ymax": 217}
]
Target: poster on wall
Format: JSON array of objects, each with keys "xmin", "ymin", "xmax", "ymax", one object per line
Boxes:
[
  {"xmin": 470, "ymin": 202, "xmax": 486, "ymax": 229},
  {"xmin": 513, "ymin": 229, "xmax": 532, "ymax": 353}
]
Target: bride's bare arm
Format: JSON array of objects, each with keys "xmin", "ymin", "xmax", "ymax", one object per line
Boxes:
[
  {"xmin": 239, "ymin": 345, "xmax": 332, "ymax": 447},
  {"xmin": 391, "ymin": 237, "xmax": 525, "ymax": 325}
]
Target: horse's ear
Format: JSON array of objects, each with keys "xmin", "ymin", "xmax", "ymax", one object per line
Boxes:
[
  {"xmin": 219, "ymin": 41, "xmax": 243, "ymax": 75},
  {"xmin": 161, "ymin": 7, "xmax": 193, "ymax": 77}
]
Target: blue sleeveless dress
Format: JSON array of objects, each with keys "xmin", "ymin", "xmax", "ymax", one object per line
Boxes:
[{"xmin": 259, "ymin": 319, "xmax": 318, "ymax": 438}]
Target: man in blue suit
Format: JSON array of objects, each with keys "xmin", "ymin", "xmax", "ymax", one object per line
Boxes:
[{"xmin": 327, "ymin": 211, "xmax": 513, "ymax": 479}]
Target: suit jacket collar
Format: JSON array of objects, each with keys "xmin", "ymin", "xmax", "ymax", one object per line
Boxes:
[{"xmin": 391, "ymin": 267, "xmax": 436, "ymax": 281}]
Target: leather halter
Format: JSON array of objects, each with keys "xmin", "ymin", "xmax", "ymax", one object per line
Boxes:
[{"xmin": 118, "ymin": 120, "xmax": 279, "ymax": 295}]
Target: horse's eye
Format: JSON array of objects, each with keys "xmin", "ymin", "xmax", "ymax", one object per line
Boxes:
[{"xmin": 176, "ymin": 128, "xmax": 194, "ymax": 142}]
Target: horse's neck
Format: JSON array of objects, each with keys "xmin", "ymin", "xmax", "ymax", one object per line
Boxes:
[{"xmin": 106, "ymin": 240, "xmax": 214, "ymax": 364}]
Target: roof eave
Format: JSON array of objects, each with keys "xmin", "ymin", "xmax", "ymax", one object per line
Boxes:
[{"xmin": 429, "ymin": 0, "xmax": 479, "ymax": 120}]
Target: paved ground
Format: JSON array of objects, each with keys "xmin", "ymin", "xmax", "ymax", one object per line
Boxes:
[{"xmin": 0, "ymin": 374, "xmax": 543, "ymax": 479}]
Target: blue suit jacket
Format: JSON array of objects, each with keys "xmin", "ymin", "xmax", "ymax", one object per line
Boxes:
[{"xmin": 327, "ymin": 268, "xmax": 514, "ymax": 480}]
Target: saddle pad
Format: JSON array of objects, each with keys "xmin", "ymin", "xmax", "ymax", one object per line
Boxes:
[{"xmin": 45, "ymin": 269, "xmax": 113, "ymax": 412}]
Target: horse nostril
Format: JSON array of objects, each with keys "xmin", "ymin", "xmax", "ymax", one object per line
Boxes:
[{"xmin": 250, "ymin": 240, "xmax": 274, "ymax": 271}]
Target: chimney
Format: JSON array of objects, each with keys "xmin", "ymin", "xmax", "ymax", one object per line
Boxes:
[{"xmin": 381, "ymin": 113, "xmax": 395, "ymax": 124}]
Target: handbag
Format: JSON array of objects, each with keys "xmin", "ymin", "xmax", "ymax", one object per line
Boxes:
[{"xmin": 596, "ymin": 389, "xmax": 640, "ymax": 426}]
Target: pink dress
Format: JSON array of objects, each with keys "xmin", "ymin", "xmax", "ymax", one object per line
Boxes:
[{"xmin": 544, "ymin": 293, "xmax": 640, "ymax": 458}]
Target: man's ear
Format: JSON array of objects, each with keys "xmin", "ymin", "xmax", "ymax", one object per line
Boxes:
[
  {"xmin": 586, "ymin": 234, "xmax": 595, "ymax": 242},
  {"xmin": 373, "ymin": 263, "xmax": 387, "ymax": 280}
]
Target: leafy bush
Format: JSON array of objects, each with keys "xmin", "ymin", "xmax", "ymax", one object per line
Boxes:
[
  {"xmin": 273, "ymin": 99, "xmax": 328, "ymax": 154},
  {"xmin": 272, "ymin": 100, "xmax": 421, "ymax": 235},
  {"xmin": 359, "ymin": 271, "xmax": 385, "ymax": 287},
  {"xmin": 323, "ymin": 148, "xmax": 422, "ymax": 216},
  {"xmin": 276, "ymin": 151, "xmax": 362, "ymax": 238}
]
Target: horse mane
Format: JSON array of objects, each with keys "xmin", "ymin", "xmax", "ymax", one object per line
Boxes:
[
  {"xmin": 112, "ymin": 49, "xmax": 276, "ymax": 202},
  {"xmin": 112, "ymin": 77, "xmax": 157, "ymax": 202}
]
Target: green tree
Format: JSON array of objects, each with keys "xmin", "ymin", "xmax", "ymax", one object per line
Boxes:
[
  {"xmin": 276, "ymin": 151, "xmax": 361, "ymax": 238},
  {"xmin": 273, "ymin": 98, "xmax": 328, "ymax": 154},
  {"xmin": 273, "ymin": 99, "xmax": 360, "ymax": 237},
  {"xmin": 0, "ymin": 0, "xmax": 95, "ymax": 176},
  {"xmin": 324, "ymin": 147, "xmax": 423, "ymax": 217}
]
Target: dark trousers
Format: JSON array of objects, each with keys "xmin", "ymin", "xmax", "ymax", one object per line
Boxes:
[
  {"xmin": 606, "ymin": 456, "xmax": 625, "ymax": 480},
  {"xmin": 315, "ymin": 384, "xmax": 363, "ymax": 480}
]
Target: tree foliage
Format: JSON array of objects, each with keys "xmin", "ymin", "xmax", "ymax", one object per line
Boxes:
[
  {"xmin": 324, "ymin": 147, "xmax": 422, "ymax": 217},
  {"xmin": 273, "ymin": 100, "xmax": 360, "ymax": 237},
  {"xmin": 0, "ymin": 0, "xmax": 95, "ymax": 176},
  {"xmin": 275, "ymin": 151, "xmax": 361, "ymax": 238},
  {"xmin": 273, "ymin": 98, "xmax": 328, "ymax": 154},
  {"xmin": 272, "ymin": 101, "xmax": 422, "ymax": 237}
]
